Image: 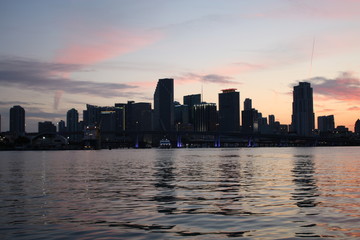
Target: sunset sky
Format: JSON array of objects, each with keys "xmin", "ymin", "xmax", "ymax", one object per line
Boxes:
[{"xmin": 1, "ymin": 0, "xmax": 360, "ymax": 132}]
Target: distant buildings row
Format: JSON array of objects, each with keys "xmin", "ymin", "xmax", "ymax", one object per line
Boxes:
[{"xmin": 2, "ymin": 79, "xmax": 360, "ymax": 140}]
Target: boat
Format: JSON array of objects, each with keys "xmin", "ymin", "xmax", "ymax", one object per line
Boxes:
[{"xmin": 159, "ymin": 138, "xmax": 171, "ymax": 148}]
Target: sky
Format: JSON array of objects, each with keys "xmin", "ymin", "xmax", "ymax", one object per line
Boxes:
[{"xmin": 1, "ymin": 0, "xmax": 360, "ymax": 132}]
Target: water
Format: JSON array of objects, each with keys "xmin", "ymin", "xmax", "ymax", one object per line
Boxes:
[{"xmin": 0, "ymin": 147, "xmax": 359, "ymax": 239}]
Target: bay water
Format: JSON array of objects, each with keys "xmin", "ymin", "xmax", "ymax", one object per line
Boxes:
[{"xmin": 0, "ymin": 147, "xmax": 359, "ymax": 239}]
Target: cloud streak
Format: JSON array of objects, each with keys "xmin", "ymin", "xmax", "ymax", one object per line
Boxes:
[
  {"xmin": 306, "ymin": 72, "xmax": 360, "ymax": 102},
  {"xmin": 176, "ymin": 72, "xmax": 240, "ymax": 85},
  {"xmin": 55, "ymin": 28, "xmax": 162, "ymax": 65},
  {"xmin": 0, "ymin": 57, "xmax": 138, "ymax": 98}
]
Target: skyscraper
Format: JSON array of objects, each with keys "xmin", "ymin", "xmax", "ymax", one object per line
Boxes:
[
  {"xmin": 67, "ymin": 108, "xmax": 79, "ymax": 141},
  {"xmin": 10, "ymin": 105, "xmax": 25, "ymax": 136},
  {"xmin": 318, "ymin": 115, "xmax": 335, "ymax": 133},
  {"xmin": 291, "ymin": 82, "xmax": 315, "ymax": 136},
  {"xmin": 355, "ymin": 119, "xmax": 360, "ymax": 134},
  {"xmin": 219, "ymin": 89, "xmax": 240, "ymax": 132},
  {"xmin": 153, "ymin": 78, "xmax": 174, "ymax": 131},
  {"xmin": 193, "ymin": 103, "xmax": 217, "ymax": 132},
  {"xmin": 58, "ymin": 120, "xmax": 66, "ymax": 134},
  {"xmin": 183, "ymin": 94, "xmax": 201, "ymax": 125}
]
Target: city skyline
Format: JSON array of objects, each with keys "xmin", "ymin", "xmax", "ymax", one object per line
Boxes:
[{"xmin": 1, "ymin": 0, "xmax": 360, "ymax": 132}]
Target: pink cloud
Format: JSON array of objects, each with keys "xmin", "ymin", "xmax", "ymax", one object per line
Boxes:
[
  {"xmin": 55, "ymin": 28, "xmax": 162, "ymax": 65},
  {"xmin": 310, "ymin": 72, "xmax": 360, "ymax": 102},
  {"xmin": 348, "ymin": 106, "xmax": 360, "ymax": 111}
]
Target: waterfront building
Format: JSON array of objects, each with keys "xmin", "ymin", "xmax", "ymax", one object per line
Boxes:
[
  {"xmin": 67, "ymin": 108, "xmax": 79, "ymax": 141},
  {"xmin": 58, "ymin": 120, "xmax": 66, "ymax": 134},
  {"xmin": 38, "ymin": 121, "xmax": 56, "ymax": 133},
  {"xmin": 318, "ymin": 115, "xmax": 335, "ymax": 134},
  {"xmin": 241, "ymin": 98, "xmax": 258, "ymax": 134},
  {"xmin": 174, "ymin": 103, "xmax": 189, "ymax": 125},
  {"xmin": 193, "ymin": 103, "xmax": 217, "ymax": 132},
  {"xmin": 184, "ymin": 94, "xmax": 201, "ymax": 124},
  {"xmin": 291, "ymin": 82, "xmax": 315, "ymax": 136},
  {"xmin": 85, "ymin": 104, "xmax": 125, "ymax": 132},
  {"xmin": 244, "ymin": 98, "xmax": 252, "ymax": 111},
  {"xmin": 153, "ymin": 78, "xmax": 174, "ymax": 132},
  {"xmin": 10, "ymin": 105, "xmax": 25, "ymax": 136},
  {"xmin": 120, "ymin": 101, "xmax": 152, "ymax": 131},
  {"xmin": 355, "ymin": 119, "xmax": 360, "ymax": 134},
  {"xmin": 219, "ymin": 89, "xmax": 240, "ymax": 132}
]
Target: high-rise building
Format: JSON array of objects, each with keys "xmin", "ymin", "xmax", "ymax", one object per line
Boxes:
[
  {"xmin": 291, "ymin": 82, "xmax": 314, "ymax": 136},
  {"xmin": 153, "ymin": 78, "xmax": 174, "ymax": 131},
  {"xmin": 120, "ymin": 101, "xmax": 152, "ymax": 131},
  {"xmin": 58, "ymin": 120, "xmax": 66, "ymax": 134},
  {"xmin": 244, "ymin": 98, "xmax": 252, "ymax": 111},
  {"xmin": 219, "ymin": 89, "xmax": 240, "ymax": 132},
  {"xmin": 38, "ymin": 121, "xmax": 56, "ymax": 133},
  {"xmin": 67, "ymin": 108, "xmax": 79, "ymax": 141},
  {"xmin": 174, "ymin": 104, "xmax": 189, "ymax": 125},
  {"xmin": 184, "ymin": 94, "xmax": 201, "ymax": 124},
  {"xmin": 318, "ymin": 115, "xmax": 335, "ymax": 133},
  {"xmin": 193, "ymin": 103, "xmax": 217, "ymax": 132},
  {"xmin": 0, "ymin": 114, "xmax": 1, "ymax": 133},
  {"xmin": 184, "ymin": 94, "xmax": 201, "ymax": 107},
  {"xmin": 85, "ymin": 104, "xmax": 125, "ymax": 132},
  {"xmin": 10, "ymin": 105, "xmax": 25, "ymax": 136},
  {"xmin": 268, "ymin": 115, "xmax": 275, "ymax": 126},
  {"xmin": 355, "ymin": 119, "xmax": 360, "ymax": 134},
  {"xmin": 241, "ymin": 98, "xmax": 258, "ymax": 134}
]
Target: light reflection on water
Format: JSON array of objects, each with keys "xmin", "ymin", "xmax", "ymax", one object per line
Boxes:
[{"xmin": 0, "ymin": 147, "xmax": 360, "ymax": 239}]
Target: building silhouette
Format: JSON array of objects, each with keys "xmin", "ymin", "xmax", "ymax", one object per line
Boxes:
[
  {"xmin": 38, "ymin": 121, "xmax": 56, "ymax": 133},
  {"xmin": 355, "ymin": 119, "xmax": 360, "ymax": 134},
  {"xmin": 58, "ymin": 120, "xmax": 66, "ymax": 134},
  {"xmin": 291, "ymin": 82, "xmax": 314, "ymax": 136},
  {"xmin": 153, "ymin": 78, "xmax": 174, "ymax": 131},
  {"xmin": 241, "ymin": 98, "xmax": 258, "ymax": 133},
  {"xmin": 193, "ymin": 103, "xmax": 217, "ymax": 132},
  {"xmin": 219, "ymin": 89, "xmax": 240, "ymax": 132},
  {"xmin": 318, "ymin": 115, "xmax": 335, "ymax": 134},
  {"xmin": 184, "ymin": 94, "xmax": 201, "ymax": 125},
  {"xmin": 118, "ymin": 101, "xmax": 152, "ymax": 131},
  {"xmin": 10, "ymin": 105, "xmax": 25, "ymax": 136},
  {"xmin": 67, "ymin": 108, "xmax": 79, "ymax": 141}
]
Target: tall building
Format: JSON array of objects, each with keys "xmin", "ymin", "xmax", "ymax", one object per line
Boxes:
[
  {"xmin": 219, "ymin": 89, "xmax": 240, "ymax": 132},
  {"xmin": 193, "ymin": 103, "xmax": 217, "ymax": 132},
  {"xmin": 0, "ymin": 114, "xmax": 1, "ymax": 133},
  {"xmin": 153, "ymin": 78, "xmax": 174, "ymax": 131},
  {"xmin": 244, "ymin": 98, "xmax": 252, "ymax": 111},
  {"xmin": 355, "ymin": 119, "xmax": 360, "ymax": 134},
  {"xmin": 67, "ymin": 108, "xmax": 79, "ymax": 141},
  {"xmin": 183, "ymin": 94, "xmax": 201, "ymax": 124},
  {"xmin": 291, "ymin": 82, "xmax": 314, "ymax": 136},
  {"xmin": 174, "ymin": 104, "xmax": 189, "ymax": 125},
  {"xmin": 318, "ymin": 115, "xmax": 335, "ymax": 133},
  {"xmin": 120, "ymin": 101, "xmax": 152, "ymax": 131},
  {"xmin": 241, "ymin": 98, "xmax": 258, "ymax": 134},
  {"xmin": 10, "ymin": 105, "xmax": 25, "ymax": 136},
  {"xmin": 58, "ymin": 120, "xmax": 66, "ymax": 134},
  {"xmin": 85, "ymin": 104, "xmax": 125, "ymax": 132}
]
